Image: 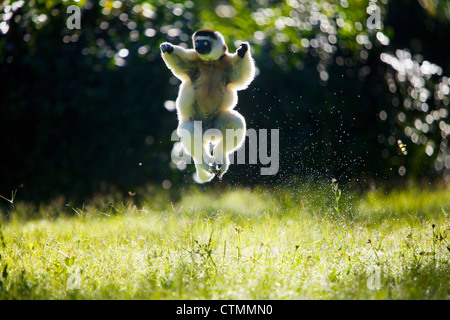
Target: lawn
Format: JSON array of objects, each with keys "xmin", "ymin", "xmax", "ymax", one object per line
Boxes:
[{"xmin": 0, "ymin": 181, "xmax": 449, "ymax": 299}]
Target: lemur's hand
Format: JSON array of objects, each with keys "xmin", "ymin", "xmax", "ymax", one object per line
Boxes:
[
  {"xmin": 160, "ymin": 43, "xmax": 174, "ymax": 54},
  {"xmin": 237, "ymin": 42, "xmax": 248, "ymax": 58}
]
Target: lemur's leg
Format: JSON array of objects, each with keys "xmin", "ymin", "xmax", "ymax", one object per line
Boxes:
[
  {"xmin": 211, "ymin": 110, "xmax": 246, "ymax": 179},
  {"xmin": 177, "ymin": 121, "xmax": 216, "ymax": 182}
]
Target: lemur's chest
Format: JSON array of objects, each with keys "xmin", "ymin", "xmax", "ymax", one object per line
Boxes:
[
  {"xmin": 193, "ymin": 61, "xmax": 229, "ymax": 112},
  {"xmin": 196, "ymin": 63, "xmax": 227, "ymax": 90}
]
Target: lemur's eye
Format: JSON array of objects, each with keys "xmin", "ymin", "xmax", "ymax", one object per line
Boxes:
[{"xmin": 204, "ymin": 41, "xmax": 208, "ymax": 46}]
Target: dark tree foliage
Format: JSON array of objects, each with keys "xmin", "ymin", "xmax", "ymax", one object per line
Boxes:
[{"xmin": 0, "ymin": 0, "xmax": 449, "ymax": 202}]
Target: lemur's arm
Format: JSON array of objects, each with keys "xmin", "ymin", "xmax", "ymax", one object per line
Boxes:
[
  {"xmin": 227, "ymin": 42, "xmax": 256, "ymax": 91},
  {"xmin": 160, "ymin": 43, "xmax": 197, "ymax": 81}
]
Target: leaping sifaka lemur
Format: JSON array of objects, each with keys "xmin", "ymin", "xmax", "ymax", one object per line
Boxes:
[{"xmin": 160, "ymin": 29, "xmax": 256, "ymax": 183}]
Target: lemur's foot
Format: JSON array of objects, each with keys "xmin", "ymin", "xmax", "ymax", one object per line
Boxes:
[
  {"xmin": 198, "ymin": 162, "xmax": 217, "ymax": 174},
  {"xmin": 200, "ymin": 161, "xmax": 225, "ymax": 180},
  {"xmin": 217, "ymin": 163, "xmax": 230, "ymax": 180}
]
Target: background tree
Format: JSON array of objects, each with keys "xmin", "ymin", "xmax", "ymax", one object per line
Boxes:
[{"xmin": 1, "ymin": 0, "xmax": 449, "ymax": 202}]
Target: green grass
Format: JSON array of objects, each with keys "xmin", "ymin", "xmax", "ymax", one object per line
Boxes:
[{"xmin": 0, "ymin": 182, "xmax": 449, "ymax": 299}]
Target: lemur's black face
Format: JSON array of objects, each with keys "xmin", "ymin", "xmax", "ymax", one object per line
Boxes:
[{"xmin": 195, "ymin": 39, "xmax": 212, "ymax": 54}]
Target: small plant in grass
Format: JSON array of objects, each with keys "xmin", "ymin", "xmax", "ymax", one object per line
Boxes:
[
  {"xmin": 331, "ymin": 178, "xmax": 342, "ymax": 214},
  {"xmin": 0, "ymin": 190, "xmax": 17, "ymax": 209}
]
